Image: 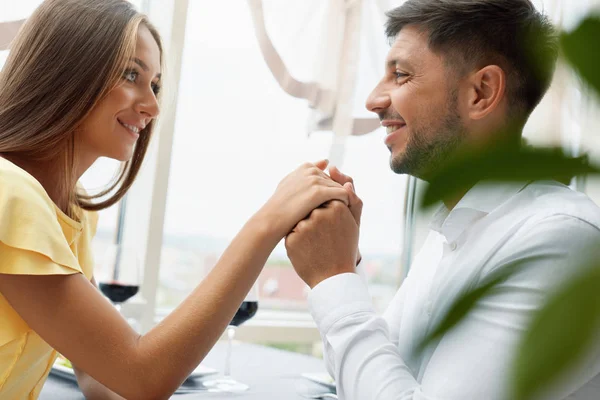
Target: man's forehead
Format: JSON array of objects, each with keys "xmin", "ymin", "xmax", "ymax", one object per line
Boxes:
[{"xmin": 385, "ymin": 26, "xmax": 430, "ymax": 68}]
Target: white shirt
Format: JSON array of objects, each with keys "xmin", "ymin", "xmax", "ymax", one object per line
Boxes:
[{"xmin": 309, "ymin": 180, "xmax": 600, "ymax": 400}]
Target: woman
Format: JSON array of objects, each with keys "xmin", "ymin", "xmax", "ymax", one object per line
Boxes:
[{"xmin": 0, "ymin": 1, "xmax": 356, "ymax": 398}]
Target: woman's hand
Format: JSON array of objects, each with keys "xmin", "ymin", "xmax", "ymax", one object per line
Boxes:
[{"xmin": 259, "ymin": 160, "xmax": 350, "ymax": 238}]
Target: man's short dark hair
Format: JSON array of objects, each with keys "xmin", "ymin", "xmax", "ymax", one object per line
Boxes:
[{"xmin": 386, "ymin": 0, "xmax": 558, "ymax": 121}]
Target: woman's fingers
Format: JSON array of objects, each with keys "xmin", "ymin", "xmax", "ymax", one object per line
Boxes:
[
  {"xmin": 328, "ymin": 165, "xmax": 354, "ymax": 187},
  {"xmin": 320, "ymin": 186, "xmax": 350, "ymax": 206},
  {"xmin": 314, "ymin": 159, "xmax": 329, "ymax": 171}
]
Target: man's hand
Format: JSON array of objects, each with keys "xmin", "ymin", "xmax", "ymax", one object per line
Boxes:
[
  {"xmin": 329, "ymin": 166, "xmax": 363, "ymax": 264},
  {"xmin": 285, "ymin": 199, "xmax": 360, "ymax": 289}
]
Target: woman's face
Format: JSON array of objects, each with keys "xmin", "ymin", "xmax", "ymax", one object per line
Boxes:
[{"xmin": 79, "ymin": 24, "xmax": 161, "ymax": 163}]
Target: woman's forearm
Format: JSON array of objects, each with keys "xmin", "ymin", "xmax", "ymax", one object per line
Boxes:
[
  {"xmin": 74, "ymin": 366, "xmax": 126, "ymax": 400},
  {"xmin": 131, "ymin": 211, "xmax": 280, "ymax": 397},
  {"xmin": 5, "ymin": 163, "xmax": 349, "ymax": 400}
]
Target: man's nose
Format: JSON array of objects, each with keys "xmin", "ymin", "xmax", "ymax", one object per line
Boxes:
[{"xmin": 365, "ymin": 81, "xmax": 391, "ymax": 116}]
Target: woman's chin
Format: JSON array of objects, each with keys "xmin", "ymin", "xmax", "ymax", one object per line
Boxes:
[{"xmin": 107, "ymin": 148, "xmax": 134, "ymax": 162}]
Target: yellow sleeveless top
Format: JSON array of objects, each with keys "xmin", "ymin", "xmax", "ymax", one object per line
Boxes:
[{"xmin": 0, "ymin": 157, "xmax": 98, "ymax": 399}]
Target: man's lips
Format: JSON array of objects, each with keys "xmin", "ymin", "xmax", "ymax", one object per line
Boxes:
[{"xmin": 383, "ymin": 122, "xmax": 407, "ymax": 146}]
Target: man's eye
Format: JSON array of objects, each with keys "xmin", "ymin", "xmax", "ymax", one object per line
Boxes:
[
  {"xmin": 395, "ymin": 72, "xmax": 408, "ymax": 80},
  {"xmin": 123, "ymin": 70, "xmax": 138, "ymax": 82}
]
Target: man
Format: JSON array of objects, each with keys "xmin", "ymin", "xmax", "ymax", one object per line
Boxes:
[{"xmin": 285, "ymin": 1, "xmax": 600, "ymax": 399}]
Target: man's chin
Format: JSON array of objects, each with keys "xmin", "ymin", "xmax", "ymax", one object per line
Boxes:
[
  {"xmin": 390, "ymin": 153, "xmax": 430, "ymax": 179},
  {"xmin": 390, "ymin": 154, "xmax": 409, "ymax": 175}
]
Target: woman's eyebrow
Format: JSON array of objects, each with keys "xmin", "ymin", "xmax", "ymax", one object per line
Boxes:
[{"xmin": 133, "ymin": 57, "xmax": 161, "ymax": 79}]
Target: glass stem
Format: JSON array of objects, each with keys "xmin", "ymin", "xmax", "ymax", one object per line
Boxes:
[
  {"xmin": 224, "ymin": 326, "xmax": 236, "ymax": 377},
  {"xmin": 115, "ymin": 303, "xmax": 122, "ymax": 313}
]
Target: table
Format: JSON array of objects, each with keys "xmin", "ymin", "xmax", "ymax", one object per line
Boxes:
[{"xmin": 41, "ymin": 341, "xmax": 335, "ymax": 399}]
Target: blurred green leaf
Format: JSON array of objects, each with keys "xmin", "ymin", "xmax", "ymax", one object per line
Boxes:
[
  {"xmin": 561, "ymin": 16, "xmax": 600, "ymax": 97},
  {"xmin": 415, "ymin": 265, "xmax": 519, "ymax": 355},
  {"xmin": 512, "ymin": 267, "xmax": 600, "ymax": 400},
  {"xmin": 422, "ymin": 147, "xmax": 598, "ymax": 208}
]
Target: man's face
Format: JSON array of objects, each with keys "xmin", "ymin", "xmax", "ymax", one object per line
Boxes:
[{"xmin": 366, "ymin": 26, "xmax": 466, "ymax": 179}]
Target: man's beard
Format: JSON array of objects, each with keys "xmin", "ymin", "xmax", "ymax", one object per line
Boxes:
[{"xmin": 390, "ymin": 94, "xmax": 465, "ymax": 180}]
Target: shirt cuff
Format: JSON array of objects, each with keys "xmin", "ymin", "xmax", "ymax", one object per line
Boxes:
[{"xmin": 308, "ymin": 273, "xmax": 375, "ymax": 334}]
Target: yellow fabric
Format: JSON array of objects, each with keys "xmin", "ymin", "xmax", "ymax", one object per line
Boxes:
[{"xmin": 0, "ymin": 157, "xmax": 98, "ymax": 399}]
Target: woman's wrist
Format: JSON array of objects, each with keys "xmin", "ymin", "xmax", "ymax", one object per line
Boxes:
[{"xmin": 249, "ymin": 206, "xmax": 287, "ymax": 244}]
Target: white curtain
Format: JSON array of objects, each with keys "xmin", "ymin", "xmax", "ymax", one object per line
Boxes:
[{"xmin": 246, "ymin": 0, "xmax": 405, "ymax": 164}]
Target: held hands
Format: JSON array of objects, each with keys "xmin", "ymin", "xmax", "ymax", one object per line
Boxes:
[
  {"xmin": 285, "ymin": 166, "xmax": 363, "ymax": 289},
  {"xmin": 329, "ymin": 166, "xmax": 363, "ymax": 265},
  {"xmin": 260, "ymin": 160, "xmax": 350, "ymax": 238}
]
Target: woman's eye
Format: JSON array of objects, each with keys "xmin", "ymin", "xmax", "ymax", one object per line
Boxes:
[
  {"xmin": 123, "ymin": 70, "xmax": 138, "ymax": 82},
  {"xmin": 151, "ymin": 82, "xmax": 161, "ymax": 95}
]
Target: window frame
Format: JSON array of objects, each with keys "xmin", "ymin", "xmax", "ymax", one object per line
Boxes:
[{"xmin": 117, "ymin": 0, "xmax": 410, "ymax": 341}]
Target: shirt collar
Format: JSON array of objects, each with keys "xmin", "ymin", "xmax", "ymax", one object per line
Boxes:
[{"xmin": 429, "ymin": 180, "xmax": 530, "ymax": 243}]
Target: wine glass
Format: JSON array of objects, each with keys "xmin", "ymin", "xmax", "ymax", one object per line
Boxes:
[
  {"xmin": 97, "ymin": 244, "xmax": 141, "ymax": 313},
  {"xmin": 202, "ymin": 282, "xmax": 259, "ymax": 392}
]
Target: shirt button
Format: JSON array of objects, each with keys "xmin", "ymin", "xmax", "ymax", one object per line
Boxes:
[{"xmin": 449, "ymin": 242, "xmax": 457, "ymax": 251}]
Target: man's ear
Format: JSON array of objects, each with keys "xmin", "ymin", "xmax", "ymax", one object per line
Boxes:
[{"xmin": 465, "ymin": 65, "xmax": 506, "ymax": 120}]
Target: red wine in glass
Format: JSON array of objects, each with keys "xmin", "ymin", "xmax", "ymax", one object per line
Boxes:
[
  {"xmin": 97, "ymin": 244, "xmax": 141, "ymax": 314},
  {"xmin": 203, "ymin": 284, "xmax": 259, "ymax": 392},
  {"xmin": 229, "ymin": 301, "xmax": 258, "ymax": 326},
  {"xmin": 99, "ymin": 282, "xmax": 140, "ymax": 304}
]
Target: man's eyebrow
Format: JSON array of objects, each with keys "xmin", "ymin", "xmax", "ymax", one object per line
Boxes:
[
  {"xmin": 387, "ymin": 58, "xmax": 412, "ymax": 69},
  {"xmin": 133, "ymin": 58, "xmax": 162, "ymax": 79}
]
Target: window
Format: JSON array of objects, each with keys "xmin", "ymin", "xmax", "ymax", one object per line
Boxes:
[
  {"xmin": 2, "ymin": 0, "xmax": 42, "ymax": 21},
  {"xmin": 0, "ymin": 51, "xmax": 7, "ymax": 69},
  {"xmin": 155, "ymin": 0, "xmax": 407, "ymax": 317},
  {"xmin": 80, "ymin": 159, "xmax": 121, "ymax": 264},
  {"xmin": 4, "ymin": 0, "xmax": 594, "ymax": 352},
  {"xmin": 1, "ymin": 1, "xmax": 43, "ymax": 71}
]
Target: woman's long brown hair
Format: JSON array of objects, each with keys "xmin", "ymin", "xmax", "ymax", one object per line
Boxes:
[{"xmin": 0, "ymin": 0, "xmax": 163, "ymax": 218}]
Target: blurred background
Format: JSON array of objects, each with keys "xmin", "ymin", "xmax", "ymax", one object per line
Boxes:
[{"xmin": 1, "ymin": 0, "xmax": 599, "ymax": 357}]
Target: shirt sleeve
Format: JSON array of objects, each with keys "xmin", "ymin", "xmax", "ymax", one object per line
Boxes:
[
  {"xmin": 308, "ymin": 215, "xmax": 600, "ymax": 400},
  {"xmin": 0, "ymin": 173, "xmax": 82, "ymax": 276},
  {"xmin": 75, "ymin": 209, "xmax": 99, "ymax": 280},
  {"xmin": 319, "ymin": 259, "xmax": 371, "ymax": 378}
]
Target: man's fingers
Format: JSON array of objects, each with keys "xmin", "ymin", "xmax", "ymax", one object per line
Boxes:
[
  {"xmin": 343, "ymin": 181, "xmax": 356, "ymax": 194},
  {"xmin": 325, "ymin": 187, "xmax": 361, "ymax": 221},
  {"xmin": 284, "ymin": 232, "xmax": 296, "ymax": 251},
  {"xmin": 343, "ymin": 182, "xmax": 358, "ymax": 202},
  {"xmin": 323, "ymin": 199, "xmax": 347, "ymax": 209},
  {"xmin": 343, "ymin": 182, "xmax": 362, "ymax": 226},
  {"xmin": 329, "ymin": 165, "xmax": 354, "ymax": 187}
]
